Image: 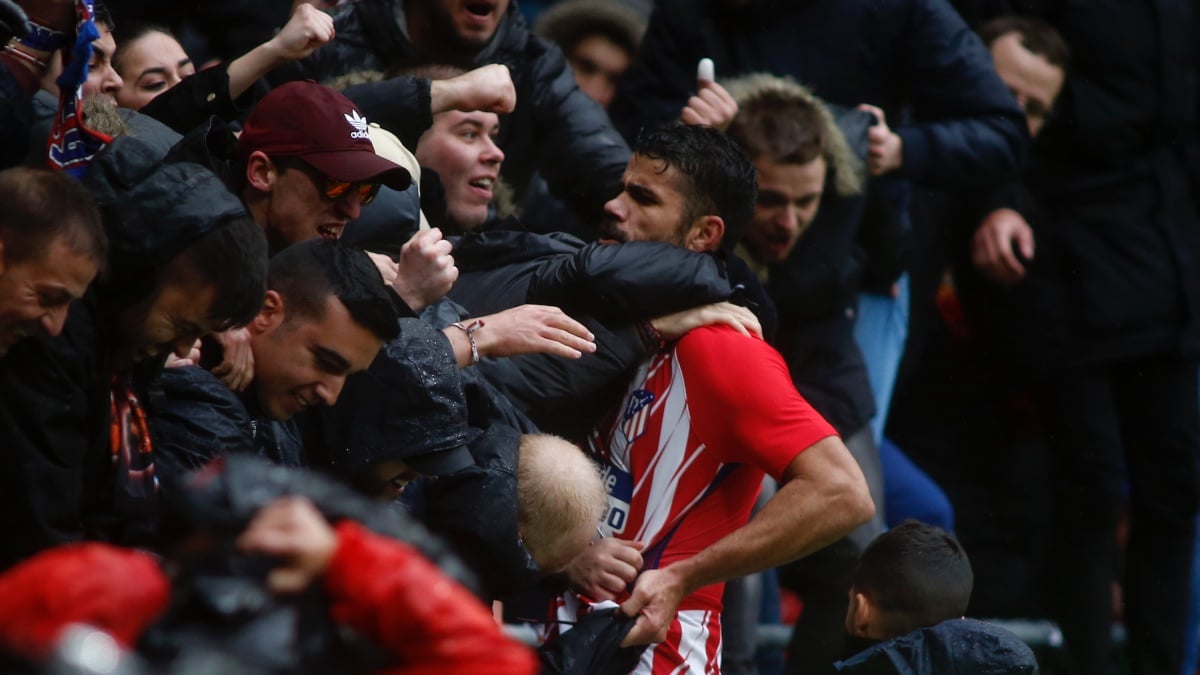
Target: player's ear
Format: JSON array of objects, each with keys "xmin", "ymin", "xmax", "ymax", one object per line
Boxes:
[{"xmin": 685, "ymin": 215, "xmax": 724, "ymax": 253}]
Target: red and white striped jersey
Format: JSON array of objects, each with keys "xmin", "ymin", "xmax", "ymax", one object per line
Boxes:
[{"xmin": 587, "ymin": 325, "xmax": 837, "ymax": 612}]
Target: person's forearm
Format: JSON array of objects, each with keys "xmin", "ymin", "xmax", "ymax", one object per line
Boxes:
[
  {"xmin": 664, "ymin": 436, "xmax": 874, "ymax": 596},
  {"xmin": 225, "ymin": 41, "xmax": 287, "ymax": 100}
]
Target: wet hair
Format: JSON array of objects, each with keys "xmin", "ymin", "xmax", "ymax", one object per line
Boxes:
[
  {"xmin": 268, "ymin": 239, "xmax": 399, "ymax": 342},
  {"xmin": 853, "ymin": 520, "xmax": 974, "ymax": 638},
  {"xmin": 112, "ymin": 21, "xmax": 178, "ymax": 76},
  {"xmin": 517, "ymin": 434, "xmax": 607, "ymax": 573},
  {"xmin": 0, "ymin": 168, "xmax": 107, "ymax": 275},
  {"xmin": 534, "ymin": 0, "xmax": 646, "ymax": 58},
  {"xmin": 725, "ymin": 74, "xmax": 862, "ymax": 196},
  {"xmin": 632, "ymin": 124, "xmax": 757, "ymax": 250},
  {"xmin": 173, "ymin": 215, "xmax": 269, "ymax": 331},
  {"xmin": 979, "ymin": 15, "xmax": 1070, "ymax": 69}
]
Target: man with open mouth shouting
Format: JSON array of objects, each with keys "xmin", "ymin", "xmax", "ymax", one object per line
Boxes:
[{"xmin": 236, "ymin": 81, "xmax": 412, "ymax": 255}]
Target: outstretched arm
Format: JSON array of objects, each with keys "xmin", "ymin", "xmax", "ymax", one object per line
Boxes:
[
  {"xmin": 225, "ymin": 3, "xmax": 334, "ymax": 100},
  {"xmin": 441, "ymin": 304, "xmax": 597, "ymax": 368}
]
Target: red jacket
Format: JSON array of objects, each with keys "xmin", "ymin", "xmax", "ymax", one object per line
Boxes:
[{"xmin": 0, "ymin": 523, "xmax": 537, "ymax": 675}]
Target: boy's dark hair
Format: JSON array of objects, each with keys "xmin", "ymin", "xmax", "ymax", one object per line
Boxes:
[
  {"xmin": 174, "ymin": 215, "xmax": 269, "ymax": 331},
  {"xmin": 853, "ymin": 520, "xmax": 974, "ymax": 638},
  {"xmin": 268, "ymin": 239, "xmax": 399, "ymax": 342},
  {"xmin": 0, "ymin": 168, "xmax": 108, "ymax": 274},
  {"xmin": 979, "ymin": 15, "xmax": 1071, "ymax": 69},
  {"xmin": 633, "ymin": 124, "xmax": 758, "ymax": 251}
]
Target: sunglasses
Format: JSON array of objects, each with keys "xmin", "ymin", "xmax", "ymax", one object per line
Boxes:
[
  {"xmin": 273, "ymin": 157, "xmax": 383, "ymax": 206},
  {"xmin": 323, "ymin": 177, "xmax": 382, "ymax": 206}
]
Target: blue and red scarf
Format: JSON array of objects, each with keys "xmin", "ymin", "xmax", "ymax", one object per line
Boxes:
[{"xmin": 45, "ymin": 0, "xmax": 112, "ymax": 178}]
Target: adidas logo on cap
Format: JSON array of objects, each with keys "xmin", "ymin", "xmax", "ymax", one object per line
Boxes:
[{"xmin": 344, "ymin": 110, "xmax": 371, "ymax": 140}]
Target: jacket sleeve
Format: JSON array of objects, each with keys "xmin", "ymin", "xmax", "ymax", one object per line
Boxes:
[
  {"xmin": 344, "ymin": 77, "xmax": 435, "ymax": 151},
  {"xmin": 138, "ymin": 63, "xmax": 264, "ymax": 134},
  {"xmin": 525, "ymin": 38, "xmax": 631, "ymax": 227},
  {"xmin": 147, "ymin": 365, "xmax": 257, "ymax": 487},
  {"xmin": 891, "ymin": 0, "xmax": 1030, "ymax": 185},
  {"xmin": 478, "ymin": 316, "xmax": 647, "ymax": 404},
  {"xmin": 608, "ymin": 0, "xmax": 702, "ymax": 144},
  {"xmin": 324, "ymin": 521, "xmax": 538, "ymax": 675},
  {"xmin": 0, "ymin": 59, "xmax": 33, "ymax": 169},
  {"xmin": 0, "ymin": 543, "xmax": 169, "ymax": 659},
  {"xmin": 526, "ymin": 241, "xmax": 732, "ymax": 318},
  {"xmin": 0, "ymin": 306, "xmax": 105, "ymax": 569}
]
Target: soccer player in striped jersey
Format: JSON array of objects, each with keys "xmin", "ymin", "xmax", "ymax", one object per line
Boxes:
[{"xmin": 553, "ymin": 124, "xmax": 875, "ymax": 674}]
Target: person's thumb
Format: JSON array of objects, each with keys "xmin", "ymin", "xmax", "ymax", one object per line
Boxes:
[{"xmin": 1015, "ymin": 223, "xmax": 1035, "ymax": 260}]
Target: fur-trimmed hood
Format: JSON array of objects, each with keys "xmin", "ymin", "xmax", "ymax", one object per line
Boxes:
[{"xmin": 723, "ymin": 72, "xmax": 865, "ymax": 197}]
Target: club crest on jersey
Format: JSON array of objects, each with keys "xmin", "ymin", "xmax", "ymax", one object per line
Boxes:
[{"xmin": 620, "ymin": 389, "xmax": 655, "ymax": 444}]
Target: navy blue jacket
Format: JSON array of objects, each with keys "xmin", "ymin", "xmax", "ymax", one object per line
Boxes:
[
  {"xmin": 612, "ymin": 0, "xmax": 1028, "ymax": 187},
  {"xmin": 835, "ymin": 619, "xmax": 1039, "ymax": 674}
]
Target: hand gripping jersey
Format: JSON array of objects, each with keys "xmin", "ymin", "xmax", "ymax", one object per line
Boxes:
[{"xmin": 556, "ymin": 325, "xmax": 836, "ymax": 673}]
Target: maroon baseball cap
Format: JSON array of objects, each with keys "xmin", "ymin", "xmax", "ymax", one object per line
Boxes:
[{"xmin": 238, "ymin": 81, "xmax": 411, "ymax": 191}]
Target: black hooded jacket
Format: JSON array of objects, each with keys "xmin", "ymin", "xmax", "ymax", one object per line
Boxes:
[
  {"xmin": 0, "ymin": 131, "xmax": 259, "ymax": 568},
  {"xmin": 287, "ymin": 0, "xmax": 631, "ymax": 227}
]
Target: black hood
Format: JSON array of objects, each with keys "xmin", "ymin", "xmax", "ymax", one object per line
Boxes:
[{"xmin": 81, "ymin": 131, "xmax": 249, "ymax": 304}]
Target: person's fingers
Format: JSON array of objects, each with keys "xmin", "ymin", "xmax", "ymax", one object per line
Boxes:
[
  {"xmin": 1015, "ymin": 223, "xmax": 1036, "ymax": 260},
  {"xmin": 542, "ymin": 310, "xmax": 595, "ymax": 341},
  {"xmin": 604, "ymin": 569, "xmax": 634, "ymax": 592},
  {"xmin": 619, "ymin": 616, "xmax": 657, "ymax": 647},
  {"xmin": 266, "ymin": 567, "xmax": 308, "ymax": 594},
  {"xmin": 686, "ymin": 94, "xmax": 717, "ymax": 118},
  {"xmin": 992, "ymin": 231, "xmax": 1026, "ymax": 280},
  {"xmin": 698, "ymin": 85, "xmax": 737, "ymax": 117},
  {"xmin": 609, "ymin": 540, "xmax": 645, "ymax": 566},
  {"xmin": 857, "ymin": 103, "xmax": 886, "ymax": 127},
  {"xmin": 587, "ymin": 578, "xmax": 619, "ymax": 602},
  {"xmin": 714, "ymin": 311, "xmax": 750, "ymax": 337},
  {"xmin": 552, "ymin": 328, "xmax": 598, "ymax": 355}
]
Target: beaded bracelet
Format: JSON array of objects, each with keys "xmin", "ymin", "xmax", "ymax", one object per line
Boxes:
[
  {"xmin": 638, "ymin": 320, "xmax": 667, "ymax": 353},
  {"xmin": 451, "ymin": 319, "xmax": 485, "ymax": 365}
]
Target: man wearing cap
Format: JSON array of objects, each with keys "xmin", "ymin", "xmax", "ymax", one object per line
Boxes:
[
  {"xmin": 237, "ymin": 80, "xmax": 413, "ymax": 254},
  {"xmin": 290, "ymin": 0, "xmax": 630, "ymax": 230}
]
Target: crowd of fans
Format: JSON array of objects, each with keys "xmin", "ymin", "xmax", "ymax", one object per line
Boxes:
[{"xmin": 0, "ymin": 0, "xmax": 1196, "ymax": 673}]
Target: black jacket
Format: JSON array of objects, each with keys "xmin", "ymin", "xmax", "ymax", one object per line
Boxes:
[
  {"xmin": 950, "ymin": 0, "xmax": 1200, "ymax": 365},
  {"xmin": 0, "ymin": 132, "xmax": 255, "ymax": 568},
  {"xmin": 138, "ymin": 63, "xmax": 266, "ymax": 135},
  {"xmin": 447, "ymin": 227, "xmax": 734, "ymax": 437},
  {"xmin": 834, "ymin": 619, "xmax": 1039, "ymax": 674},
  {"xmin": 289, "ymin": 0, "xmax": 631, "ymax": 227},
  {"xmin": 149, "ymin": 366, "xmax": 308, "ymax": 488}
]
